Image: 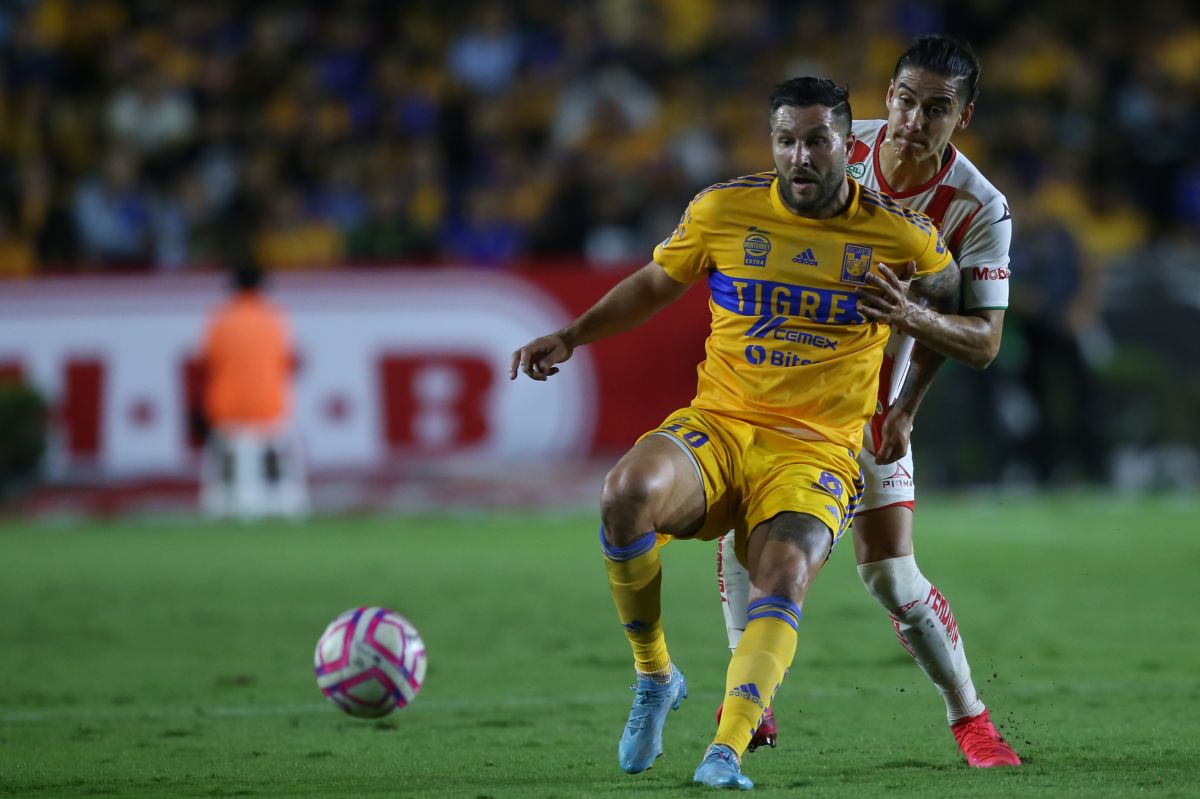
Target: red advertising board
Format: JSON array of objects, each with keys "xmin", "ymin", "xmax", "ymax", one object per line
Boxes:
[{"xmin": 0, "ymin": 267, "xmax": 713, "ymax": 479}]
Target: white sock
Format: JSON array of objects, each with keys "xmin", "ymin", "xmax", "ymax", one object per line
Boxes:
[
  {"xmin": 718, "ymin": 531, "xmax": 748, "ymax": 652},
  {"xmin": 858, "ymin": 555, "xmax": 986, "ymax": 724}
]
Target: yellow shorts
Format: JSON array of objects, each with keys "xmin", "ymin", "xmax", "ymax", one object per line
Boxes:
[{"xmin": 638, "ymin": 406, "xmax": 864, "ymax": 565}]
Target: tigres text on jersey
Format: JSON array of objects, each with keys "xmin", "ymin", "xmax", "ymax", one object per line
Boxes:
[{"xmin": 653, "ymin": 172, "xmax": 953, "ymax": 453}]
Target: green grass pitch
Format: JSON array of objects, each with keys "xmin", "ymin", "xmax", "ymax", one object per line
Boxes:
[{"xmin": 2, "ymin": 494, "xmax": 1198, "ymax": 797}]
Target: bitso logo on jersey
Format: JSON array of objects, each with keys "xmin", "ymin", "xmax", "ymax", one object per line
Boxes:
[
  {"xmin": 840, "ymin": 244, "xmax": 873, "ymax": 284},
  {"xmin": 742, "ymin": 229, "xmax": 772, "ymax": 266}
]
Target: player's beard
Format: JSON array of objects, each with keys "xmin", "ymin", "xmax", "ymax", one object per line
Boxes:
[{"xmin": 779, "ymin": 167, "xmax": 845, "ymax": 215}]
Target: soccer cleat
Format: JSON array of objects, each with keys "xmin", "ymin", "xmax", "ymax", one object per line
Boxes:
[
  {"xmin": 716, "ymin": 703, "xmax": 778, "ymax": 751},
  {"xmin": 693, "ymin": 744, "xmax": 754, "ymax": 790},
  {"xmin": 617, "ymin": 666, "xmax": 687, "ymax": 773},
  {"xmin": 951, "ymin": 709, "xmax": 1022, "ymax": 767}
]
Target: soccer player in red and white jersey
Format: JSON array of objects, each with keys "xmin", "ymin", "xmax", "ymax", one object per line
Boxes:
[{"xmin": 717, "ymin": 35, "xmax": 1021, "ymax": 768}]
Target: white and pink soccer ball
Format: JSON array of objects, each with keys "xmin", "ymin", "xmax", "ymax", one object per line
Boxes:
[{"xmin": 314, "ymin": 606, "xmax": 427, "ymax": 718}]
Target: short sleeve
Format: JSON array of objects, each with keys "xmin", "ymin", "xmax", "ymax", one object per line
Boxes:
[
  {"xmin": 653, "ymin": 192, "xmax": 715, "ymax": 282},
  {"xmin": 911, "ymin": 219, "xmax": 954, "ymax": 279},
  {"xmin": 956, "ymin": 196, "xmax": 1012, "ymax": 310}
]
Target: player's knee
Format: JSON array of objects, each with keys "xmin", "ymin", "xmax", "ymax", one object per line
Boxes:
[
  {"xmin": 857, "ymin": 555, "xmax": 928, "ymax": 613},
  {"xmin": 752, "ymin": 514, "xmax": 830, "ymax": 598},
  {"xmin": 600, "ymin": 461, "xmax": 661, "ymax": 543}
]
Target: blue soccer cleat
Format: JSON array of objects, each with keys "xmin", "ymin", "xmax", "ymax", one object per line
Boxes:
[
  {"xmin": 617, "ymin": 666, "xmax": 687, "ymax": 773},
  {"xmin": 693, "ymin": 744, "xmax": 754, "ymax": 790}
]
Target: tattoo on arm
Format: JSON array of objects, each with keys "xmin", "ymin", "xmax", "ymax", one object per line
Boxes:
[{"xmin": 911, "ymin": 266, "xmax": 961, "ymax": 313}]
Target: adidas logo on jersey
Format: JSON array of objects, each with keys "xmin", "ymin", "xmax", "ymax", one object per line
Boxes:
[{"xmin": 792, "ymin": 248, "xmax": 819, "ymax": 266}]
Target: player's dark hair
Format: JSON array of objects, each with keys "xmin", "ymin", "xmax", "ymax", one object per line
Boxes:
[
  {"xmin": 231, "ymin": 258, "xmax": 264, "ymax": 292},
  {"xmin": 894, "ymin": 34, "xmax": 981, "ymax": 107},
  {"xmin": 769, "ymin": 77, "xmax": 852, "ymax": 135}
]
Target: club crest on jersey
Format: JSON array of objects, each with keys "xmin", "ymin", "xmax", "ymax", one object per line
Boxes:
[
  {"xmin": 840, "ymin": 244, "xmax": 873, "ymax": 284},
  {"xmin": 743, "ymin": 231, "xmax": 772, "ymax": 267}
]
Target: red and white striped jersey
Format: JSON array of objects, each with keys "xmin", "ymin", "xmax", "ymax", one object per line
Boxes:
[{"xmin": 848, "ymin": 119, "xmax": 1012, "ymax": 413}]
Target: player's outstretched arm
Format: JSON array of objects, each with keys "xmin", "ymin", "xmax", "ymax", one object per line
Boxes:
[
  {"xmin": 873, "ymin": 342, "xmax": 944, "ymax": 464},
  {"xmin": 509, "ymin": 261, "xmax": 691, "ymax": 382},
  {"xmin": 860, "ymin": 262, "xmax": 1003, "ymax": 369}
]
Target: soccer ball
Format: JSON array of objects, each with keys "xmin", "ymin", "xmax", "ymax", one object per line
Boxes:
[{"xmin": 313, "ymin": 606, "xmax": 427, "ymax": 718}]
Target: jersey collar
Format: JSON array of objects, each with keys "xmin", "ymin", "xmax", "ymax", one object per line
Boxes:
[
  {"xmin": 872, "ymin": 124, "xmax": 957, "ymax": 199},
  {"xmin": 770, "ymin": 175, "xmax": 861, "ymax": 223}
]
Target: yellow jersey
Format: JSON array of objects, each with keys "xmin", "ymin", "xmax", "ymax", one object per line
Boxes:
[{"xmin": 653, "ymin": 172, "xmax": 953, "ymax": 452}]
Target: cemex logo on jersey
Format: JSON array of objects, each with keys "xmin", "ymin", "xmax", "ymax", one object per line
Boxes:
[
  {"xmin": 972, "ymin": 265, "xmax": 1011, "ymax": 281},
  {"xmin": 846, "ymin": 138, "xmax": 871, "ymax": 180},
  {"xmin": 744, "ymin": 315, "xmax": 839, "ymax": 350}
]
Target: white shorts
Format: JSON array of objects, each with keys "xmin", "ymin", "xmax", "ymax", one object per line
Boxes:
[{"xmin": 856, "ymin": 421, "xmax": 915, "ymax": 514}]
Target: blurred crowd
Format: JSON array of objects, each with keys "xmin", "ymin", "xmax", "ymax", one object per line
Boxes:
[
  {"xmin": 2, "ymin": 0, "xmax": 1199, "ymax": 485},
  {"xmin": 2, "ymin": 0, "xmax": 1197, "ymax": 275}
]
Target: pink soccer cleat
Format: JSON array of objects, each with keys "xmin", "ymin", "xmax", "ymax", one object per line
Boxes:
[
  {"xmin": 715, "ymin": 703, "xmax": 778, "ymax": 752},
  {"xmin": 951, "ymin": 709, "xmax": 1022, "ymax": 767}
]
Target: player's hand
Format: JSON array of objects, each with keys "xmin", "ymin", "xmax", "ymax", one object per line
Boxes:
[
  {"xmin": 509, "ymin": 332, "xmax": 574, "ymax": 382},
  {"xmin": 856, "ymin": 261, "xmax": 916, "ymax": 327},
  {"xmin": 875, "ymin": 405, "xmax": 913, "ymax": 465}
]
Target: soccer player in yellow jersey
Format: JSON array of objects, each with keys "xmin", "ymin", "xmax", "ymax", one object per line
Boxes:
[
  {"xmin": 718, "ymin": 36, "xmax": 1022, "ymax": 769},
  {"xmin": 511, "ymin": 77, "xmax": 960, "ymax": 790}
]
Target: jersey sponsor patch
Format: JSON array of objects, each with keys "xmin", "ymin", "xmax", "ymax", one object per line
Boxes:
[
  {"xmin": 970, "ymin": 265, "xmax": 1010, "ymax": 281},
  {"xmin": 847, "ymin": 138, "xmax": 871, "ymax": 179},
  {"xmin": 743, "ymin": 230, "xmax": 772, "ymax": 266}
]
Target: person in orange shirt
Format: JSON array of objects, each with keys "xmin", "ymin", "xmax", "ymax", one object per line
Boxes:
[
  {"xmin": 199, "ymin": 260, "xmax": 307, "ymax": 518},
  {"xmin": 202, "ymin": 261, "xmax": 292, "ymax": 428}
]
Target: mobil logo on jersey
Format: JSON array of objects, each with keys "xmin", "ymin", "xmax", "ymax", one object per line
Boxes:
[
  {"xmin": 709, "ymin": 272, "xmax": 863, "ymax": 325},
  {"xmin": 971, "ymin": 265, "xmax": 1011, "ymax": 280}
]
